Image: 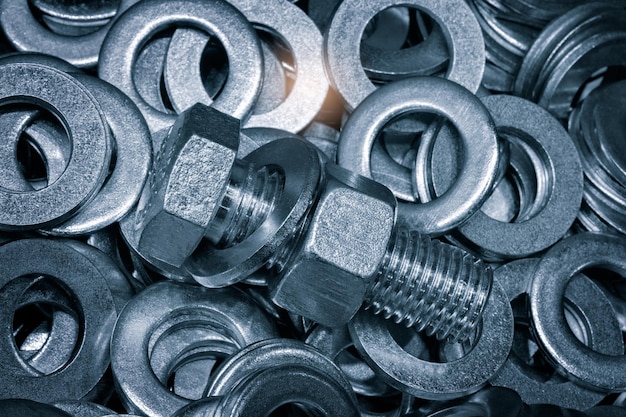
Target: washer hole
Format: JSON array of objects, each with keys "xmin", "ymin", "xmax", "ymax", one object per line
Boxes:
[
  {"xmin": 571, "ymin": 66, "xmax": 626, "ymax": 113},
  {"xmin": 147, "ymin": 308, "xmax": 244, "ymax": 400},
  {"xmin": 582, "ymin": 266, "xmax": 626, "ymax": 347},
  {"xmin": 387, "ymin": 314, "xmax": 480, "ymax": 363},
  {"xmin": 19, "ymin": 109, "xmax": 72, "ymax": 190},
  {"xmin": 0, "ymin": 104, "xmax": 72, "ymax": 192},
  {"xmin": 469, "ymin": 127, "xmax": 553, "ymax": 223},
  {"xmin": 370, "ymin": 110, "xmax": 443, "ymax": 203},
  {"xmin": 510, "ymin": 288, "xmax": 599, "ymax": 383},
  {"xmin": 257, "ymin": 27, "xmax": 294, "ymax": 80},
  {"xmin": 198, "ymin": 36, "xmax": 230, "ymax": 100},
  {"xmin": 11, "ymin": 275, "xmax": 82, "ymax": 376},
  {"xmin": 359, "ymin": 6, "xmax": 450, "ymax": 84}
]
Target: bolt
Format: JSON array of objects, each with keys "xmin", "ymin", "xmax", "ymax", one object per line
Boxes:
[
  {"xmin": 270, "ymin": 163, "xmax": 492, "ymax": 342},
  {"xmin": 135, "ymin": 104, "xmax": 284, "ymax": 268},
  {"xmin": 136, "ymin": 105, "xmax": 491, "ymax": 342},
  {"xmin": 366, "ymin": 225, "xmax": 492, "ymax": 342}
]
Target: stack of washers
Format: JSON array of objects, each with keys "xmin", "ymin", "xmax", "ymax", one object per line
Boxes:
[
  {"xmin": 569, "ymin": 80, "xmax": 626, "ymax": 235},
  {"xmin": 1, "ymin": 0, "xmax": 626, "ymax": 416}
]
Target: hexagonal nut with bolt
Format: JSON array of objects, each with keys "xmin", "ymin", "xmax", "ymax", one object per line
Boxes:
[
  {"xmin": 135, "ymin": 104, "xmax": 239, "ymax": 268},
  {"xmin": 269, "ymin": 163, "xmax": 397, "ymax": 326},
  {"xmin": 269, "ymin": 164, "xmax": 493, "ymax": 342}
]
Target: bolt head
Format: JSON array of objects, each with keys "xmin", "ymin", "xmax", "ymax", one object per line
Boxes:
[
  {"xmin": 270, "ymin": 164, "xmax": 396, "ymax": 326},
  {"xmin": 135, "ymin": 104, "xmax": 240, "ymax": 267}
]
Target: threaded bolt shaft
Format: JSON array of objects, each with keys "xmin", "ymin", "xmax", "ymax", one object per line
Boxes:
[
  {"xmin": 204, "ymin": 159, "xmax": 283, "ymax": 248},
  {"xmin": 364, "ymin": 225, "xmax": 492, "ymax": 342}
]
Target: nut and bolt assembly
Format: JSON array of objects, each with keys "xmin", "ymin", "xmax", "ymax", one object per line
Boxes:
[
  {"xmin": 3, "ymin": 0, "xmax": 626, "ymax": 414},
  {"xmin": 134, "ymin": 103, "xmax": 492, "ymax": 342}
]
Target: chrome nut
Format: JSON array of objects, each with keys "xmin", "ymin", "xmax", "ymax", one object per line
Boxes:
[
  {"xmin": 270, "ymin": 163, "xmax": 396, "ymax": 326},
  {"xmin": 134, "ymin": 104, "xmax": 240, "ymax": 268}
]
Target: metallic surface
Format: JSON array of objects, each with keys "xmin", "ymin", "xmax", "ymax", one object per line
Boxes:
[
  {"xmin": 324, "ymin": 0, "xmax": 485, "ymax": 111},
  {"xmin": 305, "ymin": 325, "xmax": 413, "ymax": 417},
  {"xmin": 165, "ymin": 0, "xmax": 328, "ymax": 133},
  {"xmin": 414, "ymin": 387, "xmax": 525, "ymax": 417},
  {"xmin": 110, "ymin": 280, "xmax": 279, "ymax": 417},
  {"xmin": 338, "ymin": 76, "xmax": 498, "ymax": 235},
  {"xmin": 205, "ymin": 338, "xmax": 360, "ymax": 416},
  {"xmin": 0, "ymin": 399, "xmax": 73, "ymax": 417},
  {"xmin": 0, "ymin": 63, "xmax": 111, "ymax": 231},
  {"xmin": 491, "ymin": 258, "xmax": 621, "ymax": 409},
  {"xmin": 530, "ymin": 232, "xmax": 626, "ymax": 391},
  {"xmin": 185, "ymin": 136, "xmax": 323, "ymax": 287},
  {"xmin": 270, "ymin": 163, "xmax": 396, "ymax": 326},
  {"xmin": 417, "ymin": 94, "xmax": 583, "ymax": 260},
  {"xmin": 134, "ymin": 104, "xmax": 240, "ymax": 268},
  {"xmin": 350, "ymin": 277, "xmax": 512, "ymax": 400},
  {"xmin": 46, "ymin": 74, "xmax": 152, "ymax": 236},
  {"xmin": 0, "ymin": 0, "xmax": 137, "ymax": 68},
  {"xmin": 361, "ymin": 17, "xmax": 450, "ymax": 81},
  {"xmin": 51, "ymin": 401, "xmax": 116, "ymax": 417},
  {"xmin": 98, "ymin": 0, "xmax": 263, "ymax": 133},
  {"xmin": 0, "ymin": 239, "xmax": 116, "ymax": 401}
]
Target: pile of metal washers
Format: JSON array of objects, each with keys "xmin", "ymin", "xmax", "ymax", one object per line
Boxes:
[{"xmin": 2, "ymin": 0, "xmax": 626, "ymax": 415}]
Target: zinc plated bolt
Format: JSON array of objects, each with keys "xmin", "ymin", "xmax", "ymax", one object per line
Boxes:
[{"xmin": 270, "ymin": 163, "xmax": 492, "ymax": 343}]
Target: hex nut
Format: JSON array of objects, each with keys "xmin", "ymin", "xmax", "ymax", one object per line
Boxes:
[
  {"xmin": 135, "ymin": 104, "xmax": 240, "ymax": 267},
  {"xmin": 270, "ymin": 163, "xmax": 396, "ymax": 326}
]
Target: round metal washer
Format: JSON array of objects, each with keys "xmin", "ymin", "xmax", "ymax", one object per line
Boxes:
[
  {"xmin": 98, "ymin": 0, "xmax": 263, "ymax": 134},
  {"xmin": 491, "ymin": 258, "xmax": 620, "ymax": 409},
  {"xmin": 0, "ymin": 63, "xmax": 111, "ymax": 231},
  {"xmin": 530, "ymin": 232, "xmax": 626, "ymax": 391},
  {"xmin": 338, "ymin": 76, "xmax": 498, "ymax": 235},
  {"xmin": 110, "ymin": 280, "xmax": 278, "ymax": 417},
  {"xmin": 165, "ymin": 0, "xmax": 328, "ymax": 133},
  {"xmin": 184, "ymin": 137, "xmax": 322, "ymax": 287},
  {"xmin": 216, "ymin": 367, "xmax": 359, "ymax": 417},
  {"xmin": 207, "ymin": 338, "xmax": 354, "ymax": 398},
  {"xmin": 0, "ymin": 239, "xmax": 116, "ymax": 402},
  {"xmin": 324, "ymin": 0, "xmax": 484, "ymax": 111},
  {"xmin": 206, "ymin": 338, "xmax": 359, "ymax": 416},
  {"xmin": 419, "ymin": 94, "xmax": 583, "ymax": 258},
  {"xmin": 45, "ymin": 74, "xmax": 152, "ymax": 236},
  {"xmin": 349, "ymin": 277, "xmax": 513, "ymax": 400},
  {"xmin": 0, "ymin": 0, "xmax": 138, "ymax": 68}
]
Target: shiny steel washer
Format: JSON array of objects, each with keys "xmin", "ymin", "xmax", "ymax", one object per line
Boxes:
[
  {"xmin": 98, "ymin": 0, "xmax": 263, "ymax": 134},
  {"xmin": 45, "ymin": 75, "xmax": 152, "ymax": 236},
  {"xmin": 165, "ymin": 0, "xmax": 327, "ymax": 133},
  {"xmin": 349, "ymin": 278, "xmax": 513, "ymax": 400},
  {"xmin": 0, "ymin": 63, "xmax": 111, "ymax": 231},
  {"xmin": 324, "ymin": 0, "xmax": 485, "ymax": 111},
  {"xmin": 417, "ymin": 95, "xmax": 583, "ymax": 259},
  {"xmin": 184, "ymin": 137, "xmax": 323, "ymax": 287},
  {"xmin": 110, "ymin": 280, "xmax": 278, "ymax": 417},
  {"xmin": 206, "ymin": 339, "xmax": 359, "ymax": 416},
  {"xmin": 338, "ymin": 76, "xmax": 498, "ymax": 235},
  {"xmin": 0, "ymin": 239, "xmax": 116, "ymax": 402},
  {"xmin": 492, "ymin": 258, "xmax": 621, "ymax": 410},
  {"xmin": 0, "ymin": 0, "xmax": 138, "ymax": 68},
  {"xmin": 530, "ymin": 232, "xmax": 626, "ymax": 392}
]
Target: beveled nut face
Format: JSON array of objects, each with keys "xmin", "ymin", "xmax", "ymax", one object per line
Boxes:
[
  {"xmin": 271, "ymin": 164, "xmax": 396, "ymax": 326},
  {"xmin": 135, "ymin": 104, "xmax": 240, "ymax": 267}
]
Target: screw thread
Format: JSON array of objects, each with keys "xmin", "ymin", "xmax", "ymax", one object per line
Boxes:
[
  {"xmin": 364, "ymin": 225, "xmax": 492, "ymax": 342},
  {"xmin": 205, "ymin": 159, "xmax": 283, "ymax": 248}
]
